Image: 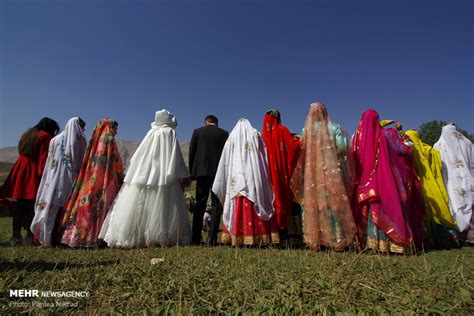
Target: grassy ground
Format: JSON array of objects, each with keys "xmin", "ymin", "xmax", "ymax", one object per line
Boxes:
[{"xmin": 0, "ymin": 217, "xmax": 473, "ymax": 314}]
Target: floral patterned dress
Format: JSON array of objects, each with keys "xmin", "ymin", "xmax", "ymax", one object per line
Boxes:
[{"xmin": 60, "ymin": 119, "xmax": 124, "ymax": 248}]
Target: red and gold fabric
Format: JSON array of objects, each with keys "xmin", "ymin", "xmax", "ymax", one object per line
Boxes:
[
  {"xmin": 262, "ymin": 113, "xmax": 301, "ymax": 231},
  {"xmin": 221, "ymin": 196, "xmax": 280, "ymax": 246}
]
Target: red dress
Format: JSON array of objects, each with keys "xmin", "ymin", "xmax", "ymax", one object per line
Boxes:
[
  {"xmin": 262, "ymin": 114, "xmax": 301, "ymax": 230},
  {"xmin": 221, "ymin": 196, "xmax": 280, "ymax": 246},
  {"xmin": 1, "ymin": 131, "xmax": 52, "ymax": 200}
]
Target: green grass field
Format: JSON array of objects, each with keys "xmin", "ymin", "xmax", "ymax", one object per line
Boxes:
[{"xmin": 0, "ymin": 217, "xmax": 473, "ymax": 314}]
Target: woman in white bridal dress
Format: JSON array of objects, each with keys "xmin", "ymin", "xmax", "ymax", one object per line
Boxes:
[{"xmin": 99, "ymin": 110, "xmax": 192, "ymax": 247}]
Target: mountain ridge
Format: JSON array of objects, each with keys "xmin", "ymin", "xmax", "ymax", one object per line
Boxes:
[{"xmin": 0, "ymin": 140, "xmax": 190, "ymax": 169}]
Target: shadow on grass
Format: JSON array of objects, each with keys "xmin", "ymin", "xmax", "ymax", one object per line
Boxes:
[{"xmin": 0, "ymin": 259, "xmax": 119, "ymax": 272}]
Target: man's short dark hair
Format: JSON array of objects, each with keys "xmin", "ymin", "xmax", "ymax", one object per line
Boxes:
[{"xmin": 205, "ymin": 115, "xmax": 218, "ymax": 125}]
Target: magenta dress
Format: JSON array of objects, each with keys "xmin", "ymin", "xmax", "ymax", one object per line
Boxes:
[
  {"xmin": 352, "ymin": 110, "xmax": 421, "ymax": 253},
  {"xmin": 383, "ymin": 128, "xmax": 426, "ymax": 248}
]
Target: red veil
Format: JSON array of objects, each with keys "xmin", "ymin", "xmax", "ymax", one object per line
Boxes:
[{"xmin": 262, "ymin": 112, "xmax": 301, "ymax": 231}]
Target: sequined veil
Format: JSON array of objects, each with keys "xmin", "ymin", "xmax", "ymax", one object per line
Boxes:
[{"xmin": 291, "ymin": 103, "xmax": 356, "ymax": 250}]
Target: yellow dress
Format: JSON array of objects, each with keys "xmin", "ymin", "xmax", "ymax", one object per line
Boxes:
[{"xmin": 405, "ymin": 130, "xmax": 457, "ymax": 231}]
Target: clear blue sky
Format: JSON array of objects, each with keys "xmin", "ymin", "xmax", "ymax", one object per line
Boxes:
[{"xmin": 0, "ymin": 0, "xmax": 472, "ymax": 147}]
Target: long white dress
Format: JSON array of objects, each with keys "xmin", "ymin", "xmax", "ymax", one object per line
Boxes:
[
  {"xmin": 31, "ymin": 117, "xmax": 87, "ymax": 246},
  {"xmin": 99, "ymin": 110, "xmax": 191, "ymax": 247},
  {"xmin": 434, "ymin": 124, "xmax": 473, "ymax": 232},
  {"xmin": 212, "ymin": 118, "xmax": 275, "ymax": 235}
]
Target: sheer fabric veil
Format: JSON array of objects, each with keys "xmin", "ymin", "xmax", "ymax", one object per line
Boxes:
[{"xmin": 291, "ymin": 103, "xmax": 356, "ymax": 250}]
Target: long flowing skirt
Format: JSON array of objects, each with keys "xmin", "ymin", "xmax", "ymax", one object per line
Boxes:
[
  {"xmin": 221, "ymin": 196, "xmax": 279, "ymax": 246},
  {"xmin": 61, "ymin": 204, "xmax": 111, "ymax": 248},
  {"xmin": 31, "ymin": 205, "xmax": 61, "ymax": 247},
  {"xmin": 304, "ymin": 206, "xmax": 356, "ymax": 251},
  {"xmin": 99, "ymin": 183, "xmax": 191, "ymax": 248}
]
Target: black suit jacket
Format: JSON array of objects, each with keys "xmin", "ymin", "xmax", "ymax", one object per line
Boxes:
[{"xmin": 189, "ymin": 125, "xmax": 229, "ymax": 178}]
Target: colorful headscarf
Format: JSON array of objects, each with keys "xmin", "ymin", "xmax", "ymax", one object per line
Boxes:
[{"xmin": 380, "ymin": 120, "xmax": 396, "ymax": 127}]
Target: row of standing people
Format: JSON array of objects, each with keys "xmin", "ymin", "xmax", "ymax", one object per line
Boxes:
[
  {"xmin": 1, "ymin": 118, "xmax": 123, "ymax": 247},
  {"xmin": 1, "ymin": 105, "xmax": 472, "ymax": 252}
]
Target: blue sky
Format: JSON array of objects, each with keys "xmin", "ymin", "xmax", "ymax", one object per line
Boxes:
[{"xmin": 0, "ymin": 0, "xmax": 472, "ymax": 147}]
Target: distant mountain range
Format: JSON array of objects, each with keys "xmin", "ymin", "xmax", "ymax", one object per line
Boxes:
[{"xmin": 0, "ymin": 140, "xmax": 191, "ymax": 169}]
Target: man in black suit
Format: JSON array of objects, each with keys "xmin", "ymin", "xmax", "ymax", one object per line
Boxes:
[{"xmin": 189, "ymin": 115, "xmax": 229, "ymax": 245}]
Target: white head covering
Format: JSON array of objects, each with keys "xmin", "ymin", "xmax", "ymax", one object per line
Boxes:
[
  {"xmin": 434, "ymin": 124, "xmax": 473, "ymax": 231},
  {"xmin": 152, "ymin": 109, "xmax": 177, "ymax": 129},
  {"xmin": 31, "ymin": 117, "xmax": 87, "ymax": 246},
  {"xmin": 212, "ymin": 118, "xmax": 275, "ymax": 234},
  {"xmin": 39, "ymin": 117, "xmax": 87, "ymax": 205},
  {"xmin": 124, "ymin": 109, "xmax": 188, "ymax": 186}
]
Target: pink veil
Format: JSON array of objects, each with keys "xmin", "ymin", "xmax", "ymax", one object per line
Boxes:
[{"xmin": 352, "ymin": 110, "xmax": 413, "ymax": 246}]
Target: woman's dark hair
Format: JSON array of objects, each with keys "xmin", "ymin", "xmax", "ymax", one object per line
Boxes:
[
  {"xmin": 18, "ymin": 117, "xmax": 59, "ymax": 156},
  {"xmin": 35, "ymin": 117, "xmax": 60, "ymax": 137}
]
